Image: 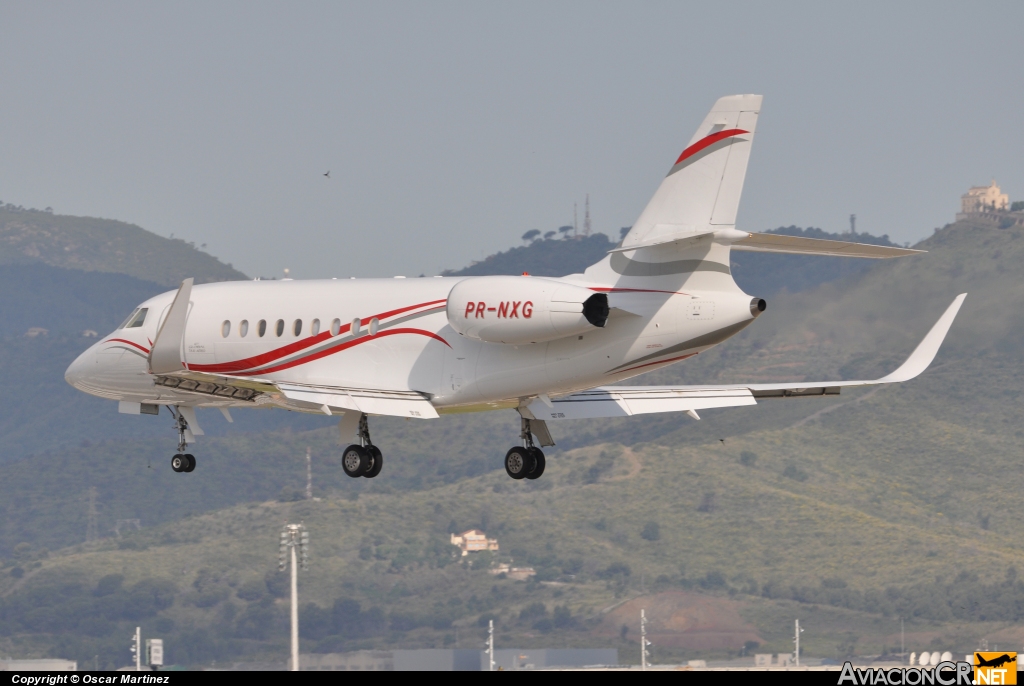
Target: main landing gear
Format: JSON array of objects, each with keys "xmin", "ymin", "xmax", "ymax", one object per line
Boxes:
[
  {"xmin": 168, "ymin": 406, "xmax": 197, "ymax": 474},
  {"xmin": 504, "ymin": 417, "xmax": 547, "ymax": 480},
  {"xmin": 342, "ymin": 413, "xmax": 383, "ymax": 479}
]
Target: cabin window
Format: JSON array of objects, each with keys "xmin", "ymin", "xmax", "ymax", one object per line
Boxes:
[
  {"xmin": 221, "ymin": 320, "xmax": 231, "ymax": 338},
  {"xmin": 293, "ymin": 319, "xmax": 302, "ymax": 336},
  {"xmin": 126, "ymin": 308, "xmax": 148, "ymax": 328},
  {"xmin": 330, "ymin": 318, "xmax": 341, "ymax": 336},
  {"xmin": 239, "ymin": 320, "xmax": 249, "ymax": 337},
  {"xmin": 311, "ymin": 319, "xmax": 320, "ymax": 336},
  {"xmin": 369, "ymin": 317, "xmax": 380, "ymax": 336},
  {"xmin": 351, "ymin": 318, "xmax": 362, "ymax": 336},
  {"xmin": 275, "ymin": 319, "xmax": 284, "ymax": 337},
  {"xmin": 258, "ymin": 320, "xmax": 267, "ymax": 337}
]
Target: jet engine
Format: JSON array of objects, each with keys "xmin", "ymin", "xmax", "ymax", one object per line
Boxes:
[{"xmin": 446, "ymin": 276, "xmax": 609, "ymax": 345}]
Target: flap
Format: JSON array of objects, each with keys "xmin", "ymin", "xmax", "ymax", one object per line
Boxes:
[{"xmin": 276, "ymin": 383, "xmax": 439, "ymax": 419}]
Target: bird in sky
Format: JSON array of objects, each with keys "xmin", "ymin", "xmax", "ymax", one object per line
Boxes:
[
  {"xmin": 324, "ymin": 171, "xmax": 330, "ymax": 178},
  {"xmin": 719, "ymin": 439, "xmax": 725, "ymax": 444}
]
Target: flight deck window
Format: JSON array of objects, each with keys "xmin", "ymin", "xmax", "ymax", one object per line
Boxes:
[
  {"xmin": 293, "ymin": 319, "xmax": 302, "ymax": 336},
  {"xmin": 239, "ymin": 320, "xmax": 249, "ymax": 337},
  {"xmin": 125, "ymin": 308, "xmax": 148, "ymax": 328},
  {"xmin": 258, "ymin": 320, "xmax": 267, "ymax": 337},
  {"xmin": 311, "ymin": 319, "xmax": 320, "ymax": 336},
  {"xmin": 119, "ymin": 309, "xmax": 140, "ymax": 329},
  {"xmin": 275, "ymin": 319, "xmax": 284, "ymax": 337},
  {"xmin": 330, "ymin": 318, "xmax": 341, "ymax": 336},
  {"xmin": 221, "ymin": 320, "xmax": 231, "ymax": 338}
]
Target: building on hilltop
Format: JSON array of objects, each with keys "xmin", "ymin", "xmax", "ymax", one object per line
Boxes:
[
  {"xmin": 450, "ymin": 529, "xmax": 499, "ymax": 556},
  {"xmin": 959, "ymin": 180, "xmax": 1009, "ymax": 217}
]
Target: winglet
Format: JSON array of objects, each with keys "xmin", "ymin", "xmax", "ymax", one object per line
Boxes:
[
  {"xmin": 148, "ymin": 278, "xmax": 193, "ymax": 375},
  {"xmin": 878, "ymin": 294, "xmax": 966, "ymax": 383}
]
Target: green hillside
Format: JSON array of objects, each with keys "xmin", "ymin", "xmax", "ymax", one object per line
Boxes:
[
  {"xmin": 0, "ymin": 205, "xmax": 247, "ymax": 286},
  {"xmin": 1, "ymin": 217, "xmax": 1023, "ymax": 668}
]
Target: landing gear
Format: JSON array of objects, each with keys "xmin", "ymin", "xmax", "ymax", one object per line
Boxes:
[
  {"xmin": 526, "ymin": 447, "xmax": 545, "ymax": 479},
  {"xmin": 504, "ymin": 417, "xmax": 548, "ymax": 479},
  {"xmin": 168, "ymin": 406, "xmax": 198, "ymax": 474},
  {"xmin": 171, "ymin": 454, "xmax": 196, "ymax": 473},
  {"xmin": 342, "ymin": 413, "xmax": 384, "ymax": 478}
]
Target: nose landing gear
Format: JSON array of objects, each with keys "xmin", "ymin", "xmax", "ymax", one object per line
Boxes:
[
  {"xmin": 171, "ymin": 453, "xmax": 196, "ymax": 472},
  {"xmin": 341, "ymin": 413, "xmax": 383, "ymax": 478},
  {"xmin": 168, "ymin": 406, "xmax": 198, "ymax": 474}
]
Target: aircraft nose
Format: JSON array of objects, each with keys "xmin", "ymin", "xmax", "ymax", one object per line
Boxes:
[{"xmin": 65, "ymin": 348, "xmax": 93, "ymax": 389}]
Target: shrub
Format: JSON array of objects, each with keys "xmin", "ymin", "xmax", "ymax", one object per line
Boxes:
[
  {"xmin": 640, "ymin": 521, "xmax": 661, "ymax": 541},
  {"xmin": 782, "ymin": 465, "xmax": 809, "ymax": 482}
]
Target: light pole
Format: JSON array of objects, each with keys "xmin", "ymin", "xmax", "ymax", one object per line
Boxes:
[
  {"xmin": 794, "ymin": 619, "xmax": 804, "ymax": 667},
  {"xmin": 280, "ymin": 523, "xmax": 309, "ymax": 672},
  {"xmin": 488, "ymin": 619, "xmax": 495, "ymax": 671},
  {"xmin": 131, "ymin": 626, "xmax": 140, "ymax": 671},
  {"xmin": 900, "ymin": 617, "xmax": 905, "ymax": 664},
  {"xmin": 640, "ymin": 609, "xmax": 645, "ymax": 671}
]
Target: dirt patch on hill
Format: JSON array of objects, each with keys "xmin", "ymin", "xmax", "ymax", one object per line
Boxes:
[{"xmin": 594, "ymin": 591, "xmax": 762, "ymax": 650}]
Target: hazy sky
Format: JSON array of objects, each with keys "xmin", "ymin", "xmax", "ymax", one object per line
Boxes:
[{"xmin": 1, "ymin": 2, "xmax": 1021, "ymax": 279}]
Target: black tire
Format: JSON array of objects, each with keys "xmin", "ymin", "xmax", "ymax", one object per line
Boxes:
[
  {"xmin": 184, "ymin": 454, "xmax": 196, "ymax": 473},
  {"xmin": 171, "ymin": 454, "xmax": 186, "ymax": 473},
  {"xmin": 342, "ymin": 444, "xmax": 369, "ymax": 478},
  {"xmin": 525, "ymin": 447, "xmax": 545, "ymax": 479},
  {"xmin": 504, "ymin": 446, "xmax": 535, "ymax": 480},
  {"xmin": 364, "ymin": 446, "xmax": 383, "ymax": 478}
]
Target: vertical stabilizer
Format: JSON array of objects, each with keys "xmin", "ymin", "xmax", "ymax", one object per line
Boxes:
[{"xmin": 621, "ymin": 95, "xmax": 761, "ymax": 250}]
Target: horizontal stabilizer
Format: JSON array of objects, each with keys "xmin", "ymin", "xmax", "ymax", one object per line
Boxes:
[
  {"xmin": 733, "ymin": 233, "xmax": 923, "ymax": 258},
  {"xmin": 531, "ymin": 294, "xmax": 965, "ymax": 420}
]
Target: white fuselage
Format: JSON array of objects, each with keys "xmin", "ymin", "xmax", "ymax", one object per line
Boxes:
[{"xmin": 65, "ymin": 272, "xmax": 760, "ymax": 414}]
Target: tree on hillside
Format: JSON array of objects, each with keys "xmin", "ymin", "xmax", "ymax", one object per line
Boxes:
[
  {"xmin": 544, "ymin": 230, "xmax": 556, "ymax": 239},
  {"xmin": 558, "ymin": 225, "xmax": 573, "ymax": 239},
  {"xmin": 521, "ymin": 229, "xmax": 540, "ymax": 243}
]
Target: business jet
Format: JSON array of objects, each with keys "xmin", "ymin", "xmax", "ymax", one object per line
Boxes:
[{"xmin": 65, "ymin": 95, "xmax": 965, "ymax": 480}]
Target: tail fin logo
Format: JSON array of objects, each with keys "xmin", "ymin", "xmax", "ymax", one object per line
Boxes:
[{"xmin": 667, "ymin": 128, "xmax": 749, "ymax": 177}]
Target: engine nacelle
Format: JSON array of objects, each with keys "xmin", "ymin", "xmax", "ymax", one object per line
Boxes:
[{"xmin": 446, "ymin": 276, "xmax": 609, "ymax": 345}]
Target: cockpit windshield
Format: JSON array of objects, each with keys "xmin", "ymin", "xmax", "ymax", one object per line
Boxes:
[{"xmin": 119, "ymin": 308, "xmax": 149, "ymax": 329}]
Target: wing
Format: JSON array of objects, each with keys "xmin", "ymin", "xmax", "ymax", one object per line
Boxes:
[{"xmin": 524, "ymin": 294, "xmax": 965, "ymax": 421}]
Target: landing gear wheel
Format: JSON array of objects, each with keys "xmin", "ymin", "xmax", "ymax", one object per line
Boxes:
[
  {"xmin": 342, "ymin": 444, "xmax": 369, "ymax": 478},
  {"xmin": 525, "ymin": 447, "xmax": 545, "ymax": 479},
  {"xmin": 364, "ymin": 446, "xmax": 383, "ymax": 478},
  {"xmin": 171, "ymin": 454, "xmax": 187, "ymax": 473},
  {"xmin": 183, "ymin": 454, "xmax": 196, "ymax": 472},
  {"xmin": 504, "ymin": 446, "xmax": 535, "ymax": 480}
]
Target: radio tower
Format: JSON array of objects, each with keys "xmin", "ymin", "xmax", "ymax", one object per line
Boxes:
[
  {"xmin": 584, "ymin": 194, "xmax": 592, "ymax": 237},
  {"xmin": 86, "ymin": 487, "xmax": 99, "ymax": 544}
]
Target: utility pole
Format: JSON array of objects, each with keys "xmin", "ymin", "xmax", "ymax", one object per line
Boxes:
[
  {"xmin": 850, "ymin": 214, "xmax": 856, "ymax": 234},
  {"xmin": 900, "ymin": 617, "xmax": 905, "ymax": 664},
  {"xmin": 280, "ymin": 523, "xmax": 309, "ymax": 671},
  {"xmin": 488, "ymin": 619, "xmax": 495, "ymax": 671},
  {"xmin": 305, "ymin": 447, "xmax": 312, "ymax": 500},
  {"xmin": 794, "ymin": 619, "xmax": 804, "ymax": 667},
  {"xmin": 86, "ymin": 487, "xmax": 98, "ymax": 544},
  {"xmin": 573, "ymin": 202, "xmax": 578, "ymax": 238},
  {"xmin": 641, "ymin": 609, "xmax": 650, "ymax": 671}
]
